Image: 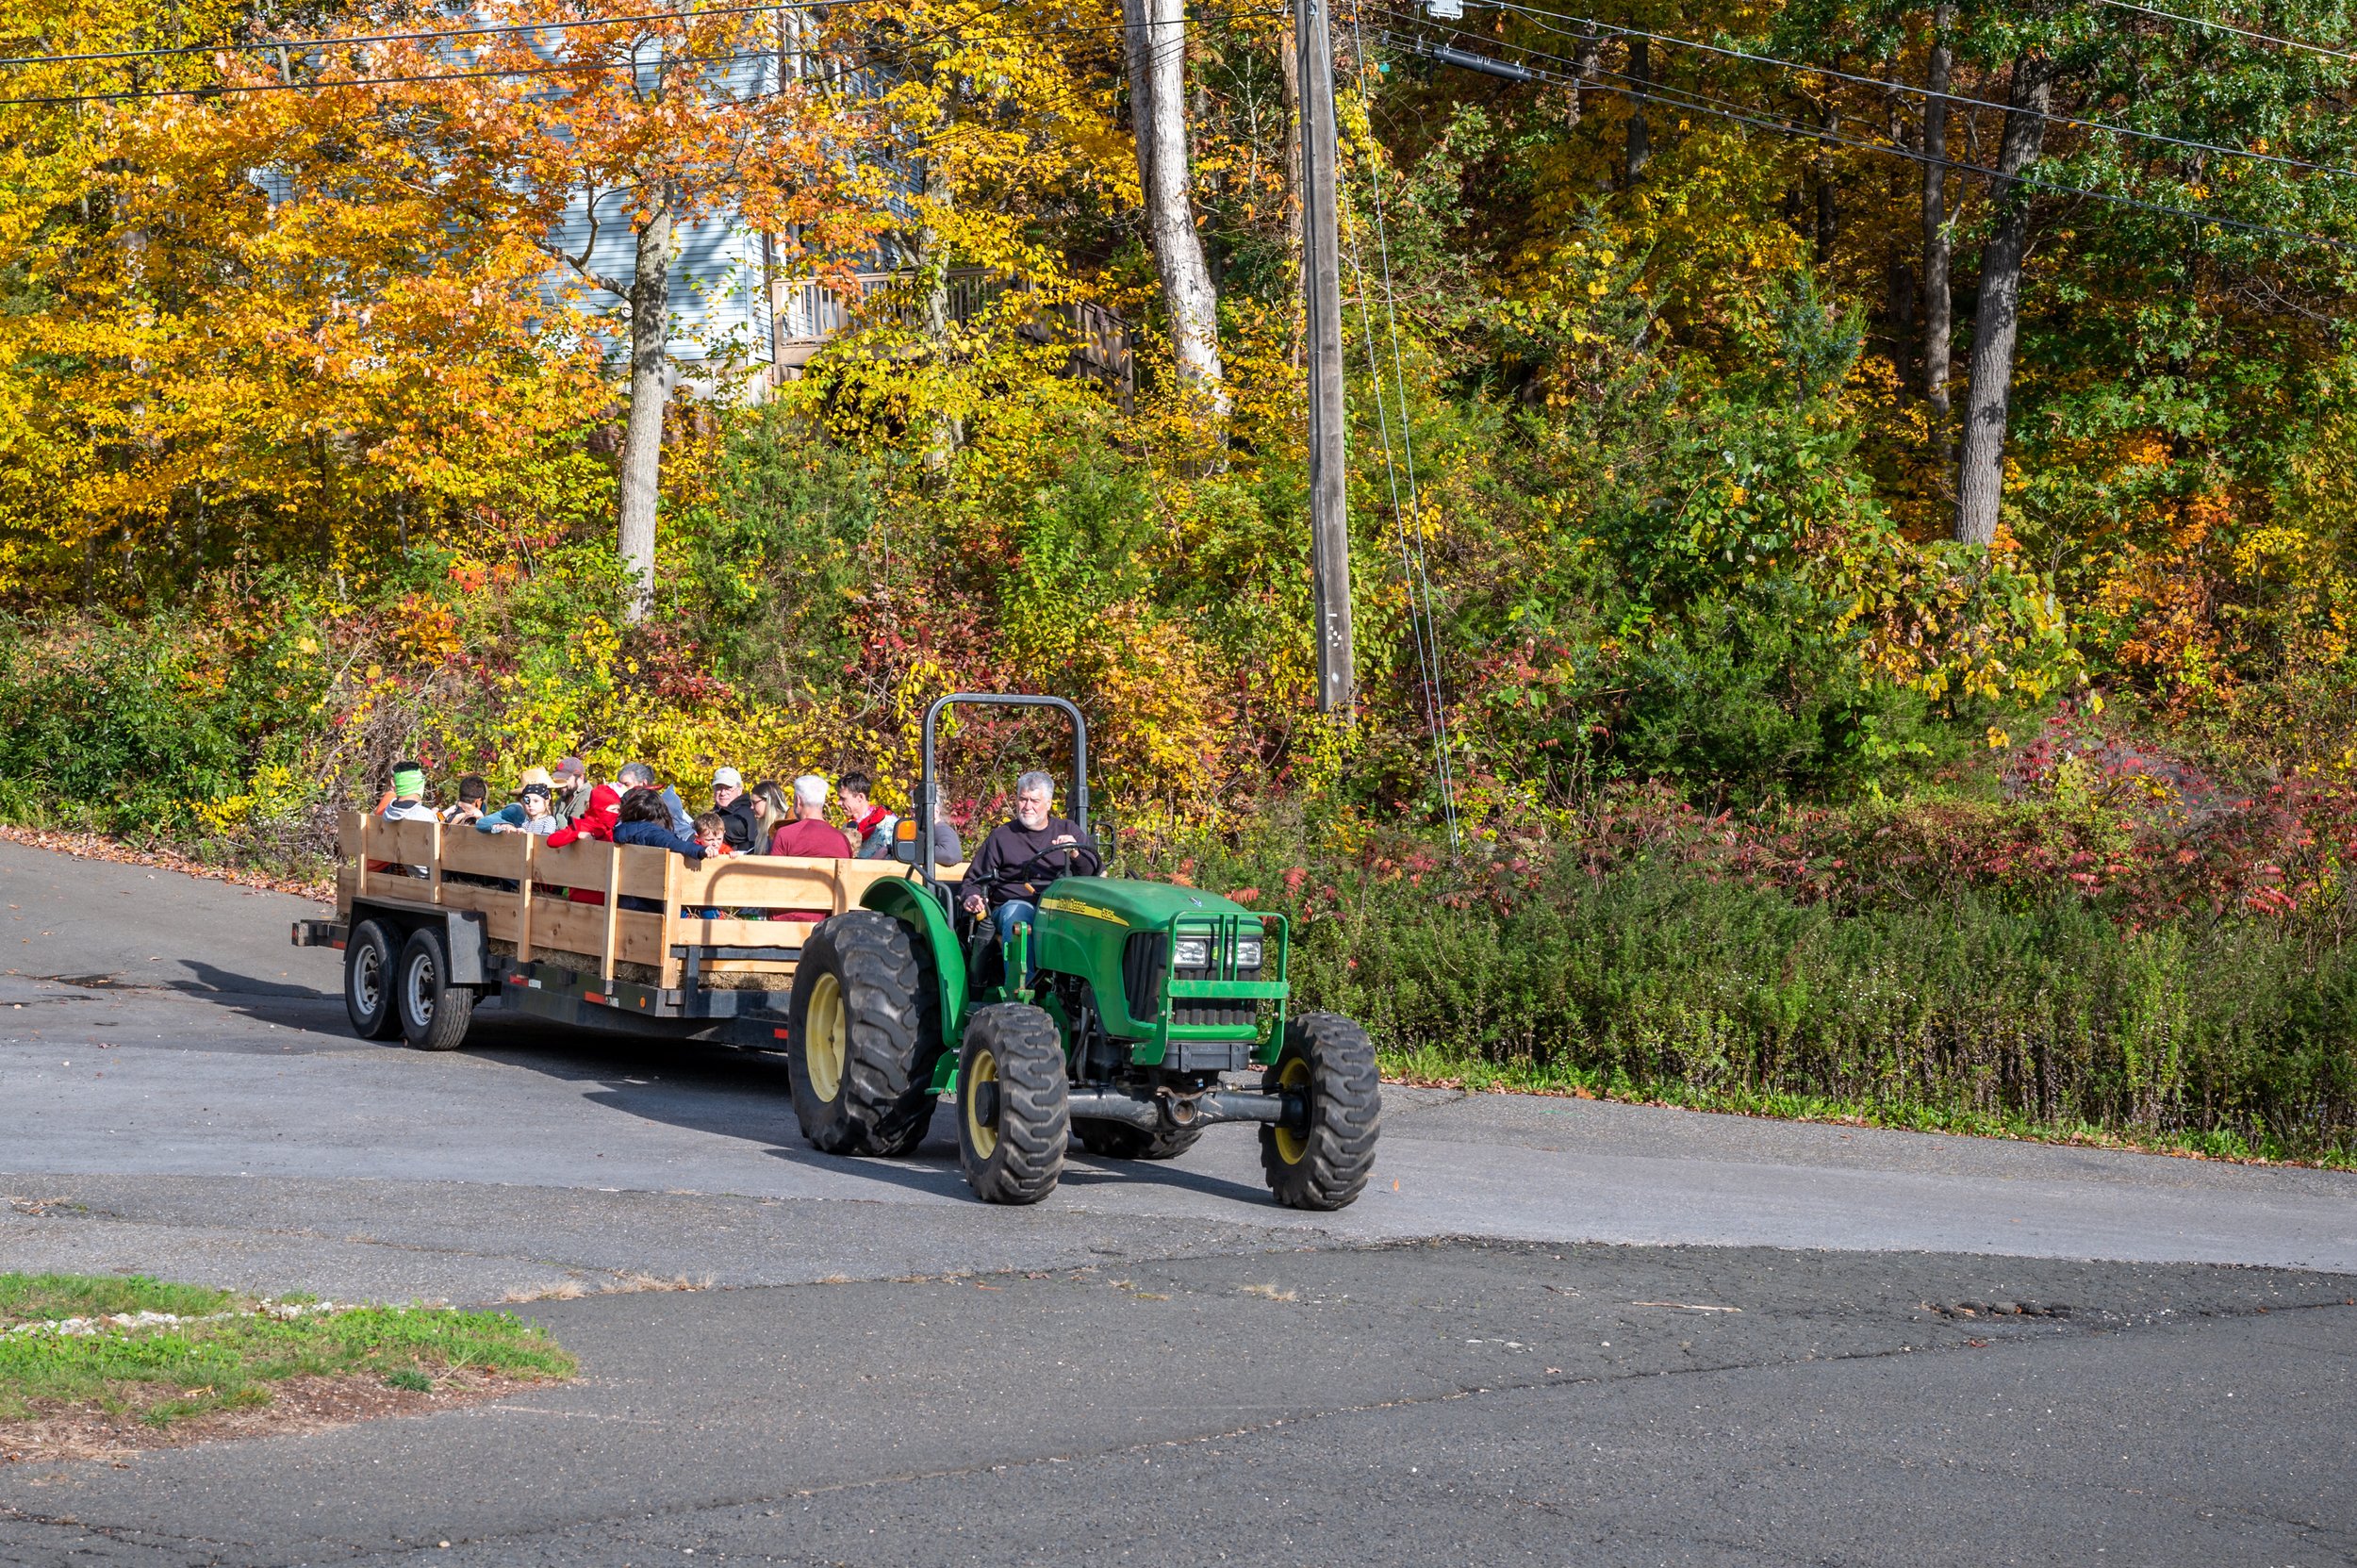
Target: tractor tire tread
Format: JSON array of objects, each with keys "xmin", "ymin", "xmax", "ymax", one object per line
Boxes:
[
  {"xmin": 866, "ymin": 920, "xmax": 948, "ymax": 1157},
  {"xmin": 1261, "ymin": 1011, "xmax": 1380, "ymax": 1210},
  {"xmin": 791, "ymin": 912, "xmax": 923, "ymax": 1155},
  {"xmin": 960, "ymin": 1004, "xmax": 1069, "ymax": 1204}
]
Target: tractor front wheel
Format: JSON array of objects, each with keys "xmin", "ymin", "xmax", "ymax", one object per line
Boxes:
[
  {"xmin": 957, "ymin": 1004, "xmax": 1069, "ymax": 1204},
  {"xmin": 1260, "ymin": 1013, "xmax": 1380, "ymax": 1210},
  {"xmin": 788, "ymin": 913, "xmax": 925, "ymax": 1155}
]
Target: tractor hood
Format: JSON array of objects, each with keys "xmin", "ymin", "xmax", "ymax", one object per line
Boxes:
[{"xmin": 1037, "ymin": 877, "xmax": 1257, "ymax": 932}]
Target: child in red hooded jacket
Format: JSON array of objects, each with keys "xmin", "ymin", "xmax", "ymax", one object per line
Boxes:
[{"xmin": 545, "ymin": 783, "xmax": 623, "ymax": 905}]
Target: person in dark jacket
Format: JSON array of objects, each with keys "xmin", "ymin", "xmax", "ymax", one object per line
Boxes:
[
  {"xmin": 610, "ymin": 788, "xmax": 708, "ymax": 912},
  {"xmin": 710, "ymin": 766, "xmax": 761, "ymax": 852},
  {"xmin": 960, "ymin": 771, "xmax": 1098, "ymax": 979}
]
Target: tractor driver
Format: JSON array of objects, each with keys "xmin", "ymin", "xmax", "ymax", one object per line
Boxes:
[{"xmin": 960, "ymin": 770, "xmax": 1101, "ymax": 969}]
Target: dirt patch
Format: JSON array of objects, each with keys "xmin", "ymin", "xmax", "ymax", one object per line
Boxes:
[{"xmin": 0, "ymin": 1368, "xmax": 548, "ymax": 1467}]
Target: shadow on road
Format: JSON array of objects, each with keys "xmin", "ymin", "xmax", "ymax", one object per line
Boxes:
[{"xmin": 462, "ymin": 1018, "xmax": 1286, "ymax": 1210}]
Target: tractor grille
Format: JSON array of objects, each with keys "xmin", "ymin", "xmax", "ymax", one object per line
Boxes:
[
  {"xmin": 1170, "ymin": 999, "xmax": 1257, "ymax": 1028},
  {"xmin": 1123, "ymin": 932, "xmax": 1260, "ymax": 1028}
]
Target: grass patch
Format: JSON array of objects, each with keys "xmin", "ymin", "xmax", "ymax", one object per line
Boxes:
[
  {"xmin": 1379, "ymin": 1046, "xmax": 2357, "ymax": 1170},
  {"xmin": 0, "ymin": 1273, "xmax": 239, "ymax": 1328},
  {"xmin": 0, "ymin": 1277, "xmax": 574, "ymax": 1429}
]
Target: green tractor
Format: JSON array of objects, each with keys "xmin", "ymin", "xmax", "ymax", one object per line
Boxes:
[{"xmin": 783, "ymin": 694, "xmax": 1380, "ymax": 1209}]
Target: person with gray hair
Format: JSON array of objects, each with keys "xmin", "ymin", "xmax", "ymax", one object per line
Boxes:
[
  {"xmin": 761, "ymin": 773, "xmax": 849, "ymax": 924},
  {"xmin": 617, "ymin": 760, "xmax": 692, "ymax": 834},
  {"xmin": 767, "ymin": 773, "xmax": 851, "ymax": 859},
  {"xmin": 960, "ymin": 770, "xmax": 1100, "ymax": 976}
]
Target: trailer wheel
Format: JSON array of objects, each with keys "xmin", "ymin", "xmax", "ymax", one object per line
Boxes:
[
  {"xmin": 957, "ymin": 1004, "xmax": 1069, "ymax": 1205},
  {"xmin": 396, "ymin": 927, "xmax": 474, "ymax": 1052},
  {"xmin": 788, "ymin": 913, "xmax": 923, "ymax": 1155},
  {"xmin": 1260, "ymin": 1012, "xmax": 1380, "ymax": 1211},
  {"xmin": 344, "ymin": 919, "xmax": 402, "ymax": 1041},
  {"xmin": 1076, "ymin": 1122, "xmax": 1203, "ymax": 1162}
]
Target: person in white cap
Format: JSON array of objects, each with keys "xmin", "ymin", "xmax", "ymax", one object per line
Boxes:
[{"xmin": 711, "ymin": 765, "xmax": 759, "ymax": 852}]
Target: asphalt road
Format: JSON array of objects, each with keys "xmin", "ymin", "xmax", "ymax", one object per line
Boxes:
[{"xmin": 2, "ymin": 838, "xmax": 2353, "ymax": 1566}]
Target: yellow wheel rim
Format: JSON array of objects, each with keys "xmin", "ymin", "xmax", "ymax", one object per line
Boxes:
[
  {"xmin": 1272, "ymin": 1055, "xmax": 1312, "ymax": 1165},
  {"xmin": 965, "ymin": 1047, "xmax": 1000, "ymax": 1161},
  {"xmin": 806, "ymin": 971, "xmax": 847, "ymax": 1104}
]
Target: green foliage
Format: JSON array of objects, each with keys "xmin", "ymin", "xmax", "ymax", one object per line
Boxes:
[
  {"xmin": 0, "ymin": 597, "xmax": 324, "ymax": 837},
  {"xmin": 1162, "ymin": 835, "xmax": 2357, "ymax": 1163},
  {"xmin": 0, "ymin": 1274, "xmax": 235, "ymax": 1327}
]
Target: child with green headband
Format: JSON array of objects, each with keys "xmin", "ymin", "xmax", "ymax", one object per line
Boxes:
[{"xmin": 379, "ymin": 762, "xmax": 438, "ymax": 822}]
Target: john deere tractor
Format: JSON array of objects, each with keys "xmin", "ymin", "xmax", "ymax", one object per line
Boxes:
[{"xmin": 783, "ymin": 694, "xmax": 1379, "ymax": 1209}]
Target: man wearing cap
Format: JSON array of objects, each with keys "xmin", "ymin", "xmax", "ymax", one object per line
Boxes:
[
  {"xmin": 551, "ymin": 757, "xmax": 592, "ymax": 824},
  {"xmin": 711, "ymin": 767, "xmax": 761, "ymax": 853}
]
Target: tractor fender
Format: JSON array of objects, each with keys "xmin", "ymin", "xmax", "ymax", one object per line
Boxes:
[{"xmin": 861, "ymin": 878, "xmax": 966, "ymax": 1049}]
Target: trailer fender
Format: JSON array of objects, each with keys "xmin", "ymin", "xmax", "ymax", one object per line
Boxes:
[{"xmin": 345, "ymin": 897, "xmax": 493, "ymax": 989}]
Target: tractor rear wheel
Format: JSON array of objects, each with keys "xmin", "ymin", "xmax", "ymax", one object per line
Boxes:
[
  {"xmin": 1260, "ymin": 1013, "xmax": 1380, "ymax": 1210},
  {"xmin": 787, "ymin": 913, "xmax": 924, "ymax": 1155},
  {"xmin": 1076, "ymin": 1122, "xmax": 1204, "ymax": 1162},
  {"xmin": 865, "ymin": 922, "xmax": 948, "ymax": 1157},
  {"xmin": 956, "ymin": 1004, "xmax": 1069, "ymax": 1204}
]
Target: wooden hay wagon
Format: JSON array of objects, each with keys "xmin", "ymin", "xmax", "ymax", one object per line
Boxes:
[{"xmin": 293, "ymin": 810, "xmax": 959, "ymax": 1051}]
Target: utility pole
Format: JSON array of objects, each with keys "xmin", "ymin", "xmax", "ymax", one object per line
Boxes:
[{"xmin": 1296, "ymin": 0, "xmax": 1352, "ymax": 715}]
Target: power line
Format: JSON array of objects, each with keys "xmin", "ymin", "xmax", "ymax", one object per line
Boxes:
[
  {"xmin": 2092, "ymin": 0, "xmax": 2357, "ymax": 67},
  {"xmin": 0, "ymin": 7, "xmax": 1281, "ymax": 109},
  {"xmin": 1339, "ymin": 3, "xmax": 1460, "ymax": 849},
  {"xmin": 1374, "ymin": 8, "xmax": 2357, "ymax": 256},
  {"xmin": 1484, "ymin": 0, "xmax": 2357, "ymax": 184},
  {"xmin": 0, "ymin": 1, "xmax": 820, "ymax": 71}
]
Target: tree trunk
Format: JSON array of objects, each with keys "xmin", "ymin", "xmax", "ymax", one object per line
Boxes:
[
  {"xmin": 1624, "ymin": 36, "xmax": 1651, "ymax": 182},
  {"xmin": 918, "ymin": 157, "xmax": 962, "ymax": 472},
  {"xmin": 618, "ymin": 193, "xmax": 673, "ymax": 622},
  {"xmin": 1814, "ymin": 105, "xmax": 1838, "ymax": 263},
  {"xmin": 1570, "ymin": 26, "xmax": 1599, "ymax": 127},
  {"xmin": 1278, "ymin": 25, "xmax": 1302, "ymax": 266},
  {"xmin": 1128, "ymin": 0, "xmax": 1227, "ymax": 415},
  {"xmin": 1921, "ymin": 3, "xmax": 1954, "ymax": 470},
  {"xmin": 1954, "ymin": 53, "xmax": 2052, "ymax": 547},
  {"xmin": 1278, "ymin": 27, "xmax": 1304, "ymax": 368}
]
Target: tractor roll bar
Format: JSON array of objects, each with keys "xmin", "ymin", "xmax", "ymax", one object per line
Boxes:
[{"xmin": 915, "ymin": 693, "xmax": 1091, "ymax": 895}]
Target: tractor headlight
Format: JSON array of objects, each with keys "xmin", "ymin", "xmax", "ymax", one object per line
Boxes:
[
  {"xmin": 1233, "ymin": 936, "xmax": 1264, "ymax": 969},
  {"xmin": 1172, "ymin": 936, "xmax": 1211, "ymax": 969}
]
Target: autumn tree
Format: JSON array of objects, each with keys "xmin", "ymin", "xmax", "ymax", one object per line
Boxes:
[
  {"xmin": 361, "ymin": 2, "xmax": 883, "ymax": 620},
  {"xmin": 0, "ymin": 3, "xmax": 621, "ymax": 602}
]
